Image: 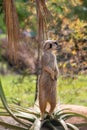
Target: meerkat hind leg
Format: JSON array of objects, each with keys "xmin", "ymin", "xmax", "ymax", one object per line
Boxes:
[
  {"xmin": 39, "ymin": 99, "xmax": 47, "ymax": 119},
  {"xmin": 49, "ymin": 99, "xmax": 56, "ymax": 115}
]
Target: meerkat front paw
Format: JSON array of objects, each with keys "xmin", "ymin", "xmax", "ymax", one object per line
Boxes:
[
  {"xmin": 54, "ymin": 73, "xmax": 58, "ymax": 80},
  {"xmin": 51, "ymin": 71, "xmax": 55, "ymax": 80}
]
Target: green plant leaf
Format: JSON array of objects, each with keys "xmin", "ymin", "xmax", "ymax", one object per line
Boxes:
[
  {"xmin": 75, "ymin": 122, "xmax": 87, "ymax": 127},
  {"xmin": 59, "ymin": 119, "xmax": 68, "ymax": 130},
  {"xmin": 0, "ymin": 112, "xmax": 9, "ymax": 116},
  {"xmin": 10, "ymin": 104, "xmax": 40, "ymax": 117},
  {"xmin": 0, "ymin": 120, "xmax": 28, "ymax": 130},
  {"xmin": 0, "ymin": 80, "xmax": 31, "ymax": 128},
  {"xmin": 61, "ymin": 112, "xmax": 87, "ymax": 120},
  {"xmin": 55, "ymin": 110, "xmax": 87, "ymax": 121},
  {"xmin": 54, "ymin": 108, "xmax": 71, "ymax": 115},
  {"xmin": 67, "ymin": 123, "xmax": 79, "ymax": 130},
  {"xmin": 60, "ymin": 113, "xmax": 75, "ymax": 120},
  {"xmin": 9, "ymin": 105, "xmax": 40, "ymax": 122},
  {"xmin": 15, "ymin": 111, "xmax": 36, "ymax": 122}
]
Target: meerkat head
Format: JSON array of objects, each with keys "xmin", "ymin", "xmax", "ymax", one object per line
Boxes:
[{"xmin": 43, "ymin": 40, "xmax": 59, "ymax": 54}]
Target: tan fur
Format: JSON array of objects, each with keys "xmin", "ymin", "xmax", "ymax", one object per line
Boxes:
[{"xmin": 39, "ymin": 40, "xmax": 59, "ymax": 118}]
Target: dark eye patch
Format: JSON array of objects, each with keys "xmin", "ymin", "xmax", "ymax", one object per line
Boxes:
[{"xmin": 50, "ymin": 43, "xmax": 52, "ymax": 48}]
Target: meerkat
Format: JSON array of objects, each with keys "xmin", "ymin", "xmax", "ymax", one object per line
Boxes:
[{"xmin": 39, "ymin": 40, "xmax": 59, "ymax": 119}]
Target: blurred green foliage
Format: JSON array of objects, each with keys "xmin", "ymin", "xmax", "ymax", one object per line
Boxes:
[
  {"xmin": 0, "ymin": 0, "xmax": 87, "ymax": 108},
  {"xmin": 0, "ymin": 0, "xmax": 87, "ymax": 75},
  {"xmin": 0, "ymin": 74, "xmax": 36, "ymax": 107},
  {"xmin": 0, "ymin": 0, "xmax": 3, "ymax": 13},
  {"xmin": 0, "ymin": 0, "xmax": 37, "ymax": 32},
  {"xmin": 0, "ymin": 74, "xmax": 87, "ymax": 107},
  {"xmin": 0, "ymin": 14, "xmax": 6, "ymax": 32},
  {"xmin": 58, "ymin": 75, "xmax": 87, "ymax": 106},
  {"xmin": 0, "ymin": 0, "xmax": 87, "ymax": 32}
]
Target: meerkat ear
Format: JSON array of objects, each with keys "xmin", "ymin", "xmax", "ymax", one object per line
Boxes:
[
  {"xmin": 43, "ymin": 42, "xmax": 51, "ymax": 50},
  {"xmin": 46, "ymin": 43, "xmax": 52, "ymax": 50}
]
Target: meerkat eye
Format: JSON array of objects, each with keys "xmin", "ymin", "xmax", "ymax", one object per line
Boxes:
[{"xmin": 54, "ymin": 42, "xmax": 57, "ymax": 45}]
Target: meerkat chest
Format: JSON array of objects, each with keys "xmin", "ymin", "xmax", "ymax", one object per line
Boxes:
[{"xmin": 49, "ymin": 53, "xmax": 57, "ymax": 69}]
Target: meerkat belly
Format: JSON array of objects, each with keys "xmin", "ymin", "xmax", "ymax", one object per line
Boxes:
[
  {"xmin": 39, "ymin": 71, "xmax": 57, "ymax": 92},
  {"xmin": 39, "ymin": 53, "xmax": 57, "ymax": 97}
]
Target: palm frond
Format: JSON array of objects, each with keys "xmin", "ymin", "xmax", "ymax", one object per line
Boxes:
[
  {"xmin": 36, "ymin": 0, "xmax": 51, "ymax": 42},
  {"xmin": 3, "ymin": 0, "xmax": 20, "ymax": 64}
]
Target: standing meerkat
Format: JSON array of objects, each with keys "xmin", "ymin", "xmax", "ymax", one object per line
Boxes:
[{"xmin": 39, "ymin": 40, "xmax": 59, "ymax": 119}]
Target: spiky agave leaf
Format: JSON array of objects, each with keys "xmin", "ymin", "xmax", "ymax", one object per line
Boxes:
[
  {"xmin": 75, "ymin": 122, "xmax": 87, "ymax": 128},
  {"xmin": 30, "ymin": 119, "xmax": 41, "ymax": 130},
  {"xmin": 56, "ymin": 111, "xmax": 87, "ymax": 121},
  {"xmin": 67, "ymin": 123, "xmax": 79, "ymax": 130},
  {"xmin": 59, "ymin": 119, "xmax": 69, "ymax": 130},
  {"xmin": 54, "ymin": 108, "xmax": 71, "ymax": 114},
  {"xmin": 0, "ymin": 81, "xmax": 40, "ymax": 124},
  {"xmin": 0, "ymin": 120, "xmax": 28, "ymax": 130},
  {"xmin": 54, "ymin": 107, "xmax": 87, "ymax": 121},
  {"xmin": 0, "ymin": 79, "xmax": 87, "ymax": 130},
  {"xmin": 0, "ymin": 80, "xmax": 31, "ymax": 128},
  {"xmin": 0, "ymin": 112, "xmax": 9, "ymax": 116},
  {"xmin": 14, "ymin": 111, "xmax": 37, "ymax": 123},
  {"xmin": 53, "ymin": 107, "xmax": 87, "ymax": 130},
  {"xmin": 54, "ymin": 108, "xmax": 71, "ymax": 119},
  {"xmin": 9, "ymin": 104, "xmax": 40, "ymax": 116},
  {"xmin": 9, "ymin": 104, "xmax": 40, "ymax": 122}
]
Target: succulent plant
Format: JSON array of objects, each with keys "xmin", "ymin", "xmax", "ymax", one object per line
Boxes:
[{"xmin": 0, "ymin": 80, "xmax": 87, "ymax": 130}]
